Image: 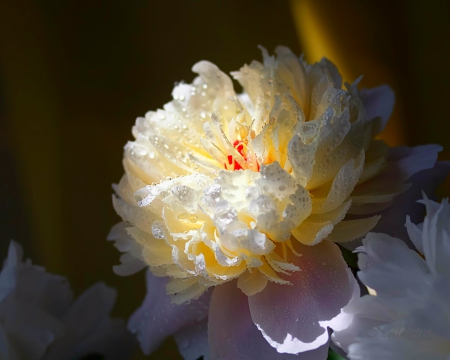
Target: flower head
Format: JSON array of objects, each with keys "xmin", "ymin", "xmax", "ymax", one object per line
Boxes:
[
  {"xmin": 111, "ymin": 46, "xmax": 441, "ymax": 357},
  {"xmin": 332, "ymin": 196, "xmax": 450, "ymax": 359},
  {"xmin": 0, "ymin": 241, "xmax": 134, "ymax": 360}
]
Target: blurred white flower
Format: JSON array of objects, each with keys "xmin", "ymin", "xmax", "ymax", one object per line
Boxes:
[
  {"xmin": 0, "ymin": 241, "xmax": 134, "ymax": 360},
  {"xmin": 332, "ymin": 196, "xmax": 450, "ymax": 359},
  {"xmin": 111, "ymin": 47, "xmax": 442, "ymax": 358}
]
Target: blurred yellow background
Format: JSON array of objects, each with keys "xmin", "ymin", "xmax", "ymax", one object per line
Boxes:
[{"xmin": 0, "ymin": 0, "xmax": 449, "ymax": 358}]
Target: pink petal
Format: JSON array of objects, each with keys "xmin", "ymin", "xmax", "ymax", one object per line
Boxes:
[
  {"xmin": 208, "ymin": 280, "xmax": 327, "ymax": 359},
  {"xmin": 128, "ymin": 270, "xmax": 211, "ymax": 355},
  {"xmin": 369, "ymin": 162, "xmax": 450, "ymax": 248},
  {"xmin": 248, "ymin": 240, "xmax": 356, "ymax": 354},
  {"xmin": 351, "ymin": 145, "xmax": 442, "ymax": 205},
  {"xmin": 360, "ymin": 85, "xmax": 395, "ymax": 132}
]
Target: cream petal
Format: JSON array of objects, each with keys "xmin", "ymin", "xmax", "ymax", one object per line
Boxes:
[
  {"xmin": 327, "ymin": 216, "xmax": 380, "ymax": 243},
  {"xmin": 292, "ymin": 200, "xmax": 352, "ymax": 245},
  {"xmin": 237, "ymin": 270, "xmax": 268, "ymax": 296},
  {"xmin": 288, "ymin": 134, "xmax": 318, "ymax": 188},
  {"xmin": 312, "ymin": 150, "xmax": 365, "ymax": 214}
]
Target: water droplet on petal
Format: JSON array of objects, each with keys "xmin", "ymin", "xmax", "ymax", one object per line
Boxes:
[{"xmin": 178, "ymin": 212, "xmax": 188, "ymax": 220}]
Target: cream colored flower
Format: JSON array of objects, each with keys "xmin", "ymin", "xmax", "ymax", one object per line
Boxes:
[
  {"xmin": 111, "ymin": 46, "xmax": 441, "ymax": 357},
  {"xmin": 113, "ymin": 46, "xmax": 439, "ymax": 303}
]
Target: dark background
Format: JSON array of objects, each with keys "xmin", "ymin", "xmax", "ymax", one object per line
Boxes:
[{"xmin": 0, "ymin": 1, "xmax": 449, "ymax": 358}]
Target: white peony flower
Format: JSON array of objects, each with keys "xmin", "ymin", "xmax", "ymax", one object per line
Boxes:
[
  {"xmin": 0, "ymin": 241, "xmax": 134, "ymax": 360},
  {"xmin": 332, "ymin": 196, "xmax": 450, "ymax": 359},
  {"xmin": 111, "ymin": 47, "xmax": 442, "ymax": 358}
]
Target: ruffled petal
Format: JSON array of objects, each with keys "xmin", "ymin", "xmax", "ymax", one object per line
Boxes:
[
  {"xmin": 208, "ymin": 280, "xmax": 326, "ymax": 359},
  {"xmin": 128, "ymin": 270, "xmax": 211, "ymax": 355},
  {"xmin": 248, "ymin": 240, "xmax": 355, "ymax": 354}
]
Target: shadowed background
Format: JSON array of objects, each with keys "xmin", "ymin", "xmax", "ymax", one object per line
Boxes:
[{"xmin": 0, "ymin": 0, "xmax": 449, "ymax": 358}]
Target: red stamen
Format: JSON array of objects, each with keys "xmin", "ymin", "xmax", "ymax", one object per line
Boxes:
[{"xmin": 225, "ymin": 140, "xmax": 259, "ymax": 171}]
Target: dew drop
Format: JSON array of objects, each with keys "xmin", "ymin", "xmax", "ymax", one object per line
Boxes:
[
  {"xmin": 134, "ymin": 147, "xmax": 147, "ymax": 157},
  {"xmin": 189, "ymin": 215, "xmax": 198, "ymax": 223},
  {"xmin": 178, "ymin": 212, "xmax": 188, "ymax": 220},
  {"xmin": 151, "ymin": 221, "xmax": 166, "ymax": 239}
]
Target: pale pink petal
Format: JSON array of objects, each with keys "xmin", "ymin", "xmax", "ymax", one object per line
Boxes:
[
  {"xmin": 386, "ymin": 145, "xmax": 442, "ymax": 182},
  {"xmin": 248, "ymin": 240, "xmax": 355, "ymax": 354},
  {"xmin": 343, "ymin": 162, "xmax": 450, "ymax": 251},
  {"xmin": 208, "ymin": 280, "xmax": 327, "ymax": 359},
  {"xmin": 351, "ymin": 145, "xmax": 442, "ymax": 207},
  {"xmin": 360, "ymin": 85, "xmax": 394, "ymax": 132},
  {"xmin": 128, "ymin": 270, "xmax": 211, "ymax": 355},
  {"xmin": 369, "ymin": 162, "xmax": 450, "ymax": 246}
]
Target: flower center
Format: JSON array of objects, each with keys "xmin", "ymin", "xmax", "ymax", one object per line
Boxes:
[{"xmin": 225, "ymin": 140, "xmax": 260, "ymax": 171}]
